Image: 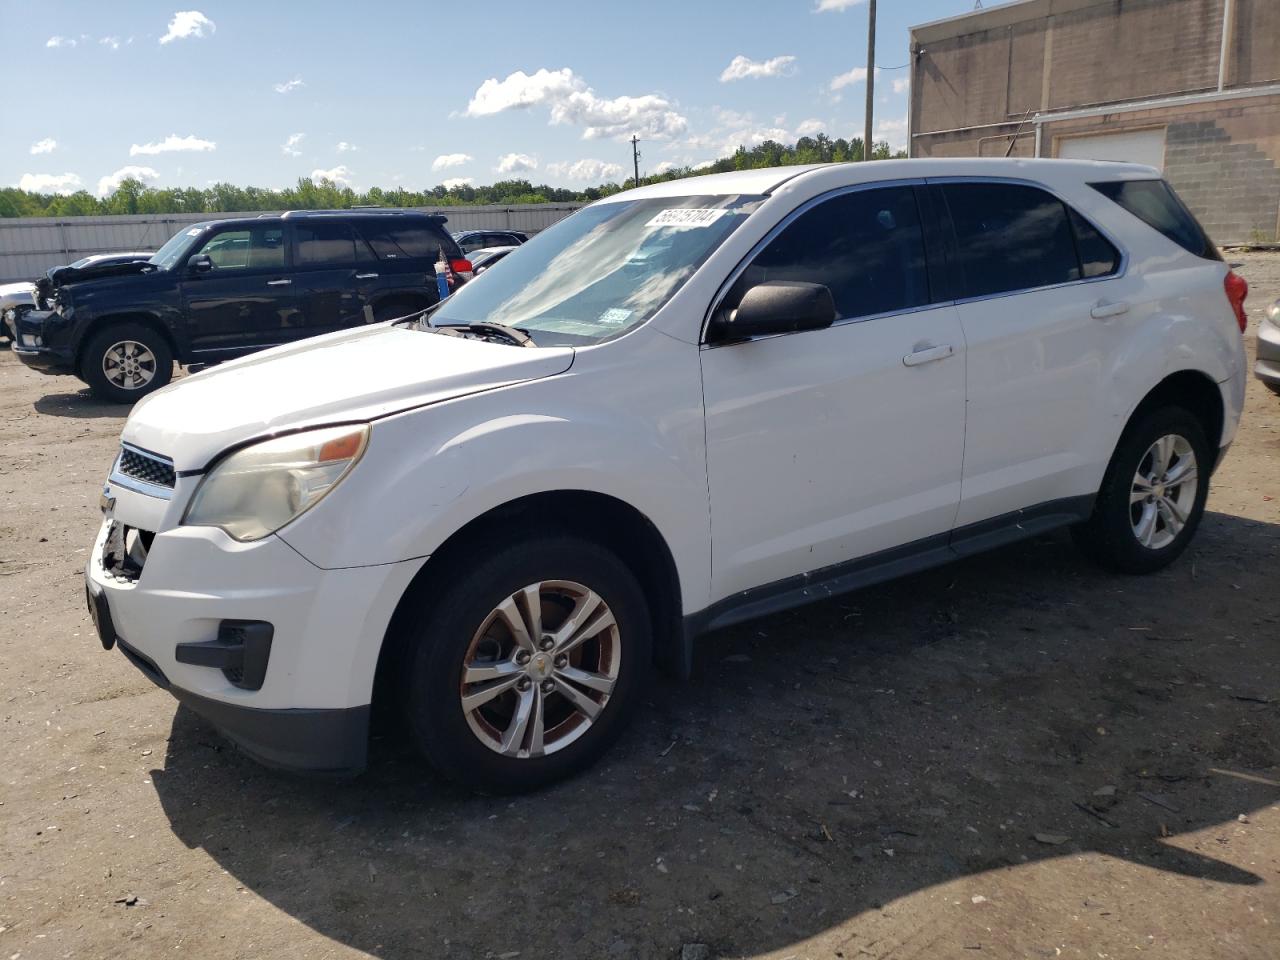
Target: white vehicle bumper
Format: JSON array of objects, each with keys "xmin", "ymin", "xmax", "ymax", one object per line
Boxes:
[{"xmin": 84, "ymin": 507, "xmax": 425, "ymax": 774}]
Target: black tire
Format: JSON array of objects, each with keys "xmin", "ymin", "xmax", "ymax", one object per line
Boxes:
[
  {"xmin": 81, "ymin": 323, "xmax": 173, "ymax": 403},
  {"xmin": 1072, "ymin": 406, "xmax": 1211, "ymax": 574},
  {"xmin": 1267, "ymin": 382, "xmax": 1280, "ymax": 397},
  {"xmin": 401, "ymin": 535, "xmax": 651, "ymax": 793}
]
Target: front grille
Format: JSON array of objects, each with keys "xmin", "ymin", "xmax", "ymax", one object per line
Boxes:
[{"xmin": 117, "ymin": 445, "xmax": 176, "ymax": 488}]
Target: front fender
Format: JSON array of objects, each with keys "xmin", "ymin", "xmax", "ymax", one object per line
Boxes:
[{"xmin": 278, "ymin": 331, "xmax": 712, "ymax": 613}]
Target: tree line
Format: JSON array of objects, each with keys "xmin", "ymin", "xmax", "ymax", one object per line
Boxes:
[{"xmin": 1, "ymin": 134, "xmax": 904, "ymax": 218}]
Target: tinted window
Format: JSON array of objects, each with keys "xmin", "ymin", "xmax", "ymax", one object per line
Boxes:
[
  {"xmin": 193, "ymin": 225, "xmax": 284, "ymax": 270},
  {"xmin": 730, "ymin": 185, "xmax": 931, "ymax": 320},
  {"xmin": 1068, "ymin": 207, "xmax": 1120, "ymax": 278},
  {"xmin": 942, "ymin": 183, "xmax": 1081, "ymax": 298},
  {"xmin": 361, "ymin": 223, "xmax": 453, "ymax": 261},
  {"xmin": 295, "ymin": 222, "xmax": 356, "ymax": 266},
  {"xmin": 458, "ymin": 234, "xmax": 489, "ymax": 255},
  {"xmin": 1090, "ymin": 179, "xmax": 1220, "ymax": 260}
]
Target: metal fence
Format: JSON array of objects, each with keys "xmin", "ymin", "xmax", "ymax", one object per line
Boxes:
[{"xmin": 0, "ymin": 203, "xmax": 584, "ymax": 283}]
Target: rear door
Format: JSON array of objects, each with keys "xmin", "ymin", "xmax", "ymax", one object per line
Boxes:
[
  {"xmin": 934, "ymin": 179, "xmax": 1130, "ymax": 529},
  {"xmin": 180, "ymin": 223, "xmax": 295, "ymax": 354},
  {"xmin": 353, "ymin": 221, "xmax": 454, "ymax": 316},
  {"xmin": 288, "ymin": 221, "xmax": 366, "ymax": 336}
]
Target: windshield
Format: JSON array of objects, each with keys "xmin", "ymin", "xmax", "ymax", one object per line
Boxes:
[
  {"xmin": 432, "ymin": 194, "xmax": 763, "ymax": 345},
  {"xmin": 149, "ymin": 225, "xmax": 207, "ymax": 270}
]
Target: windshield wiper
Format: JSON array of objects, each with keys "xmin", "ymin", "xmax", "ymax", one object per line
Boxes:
[{"xmin": 465, "ymin": 322, "xmax": 536, "ymax": 347}]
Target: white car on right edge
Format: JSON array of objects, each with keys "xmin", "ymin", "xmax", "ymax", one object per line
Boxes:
[{"xmin": 87, "ymin": 159, "xmax": 1247, "ymax": 794}]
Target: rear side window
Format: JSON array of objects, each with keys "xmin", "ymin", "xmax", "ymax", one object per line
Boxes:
[
  {"xmin": 360, "ymin": 223, "xmax": 455, "ymax": 261},
  {"xmin": 941, "ymin": 183, "xmax": 1083, "ymax": 298},
  {"xmin": 1090, "ymin": 179, "xmax": 1220, "ymax": 260},
  {"xmin": 295, "ymin": 222, "xmax": 357, "ymax": 266},
  {"xmin": 730, "ymin": 185, "xmax": 932, "ymax": 321}
]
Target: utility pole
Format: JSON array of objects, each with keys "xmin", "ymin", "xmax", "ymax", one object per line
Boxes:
[
  {"xmin": 630, "ymin": 135, "xmax": 641, "ymax": 187},
  {"xmin": 863, "ymin": 0, "xmax": 877, "ymax": 161}
]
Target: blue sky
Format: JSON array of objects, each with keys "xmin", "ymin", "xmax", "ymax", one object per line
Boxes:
[{"xmin": 2, "ymin": 0, "xmax": 996, "ymax": 196}]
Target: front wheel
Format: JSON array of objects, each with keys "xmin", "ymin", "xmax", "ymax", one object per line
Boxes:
[
  {"xmin": 1072, "ymin": 407, "xmax": 1211, "ymax": 574},
  {"xmin": 401, "ymin": 536, "xmax": 651, "ymax": 793},
  {"xmin": 82, "ymin": 323, "xmax": 173, "ymax": 403}
]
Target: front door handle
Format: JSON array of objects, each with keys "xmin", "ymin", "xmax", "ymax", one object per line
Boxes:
[
  {"xmin": 902, "ymin": 343, "xmax": 955, "ymax": 367},
  {"xmin": 266, "ymin": 278, "xmax": 292, "ymax": 286},
  {"xmin": 355, "ymin": 272, "xmax": 379, "ymax": 279},
  {"xmin": 1091, "ymin": 299, "xmax": 1129, "ymax": 319}
]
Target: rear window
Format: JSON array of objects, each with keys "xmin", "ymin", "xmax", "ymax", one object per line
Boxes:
[
  {"xmin": 1089, "ymin": 179, "xmax": 1220, "ymax": 261},
  {"xmin": 359, "ymin": 222, "xmax": 456, "ymax": 261}
]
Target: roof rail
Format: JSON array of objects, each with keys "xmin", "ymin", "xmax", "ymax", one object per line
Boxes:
[{"xmin": 279, "ymin": 208, "xmax": 432, "ymax": 219}]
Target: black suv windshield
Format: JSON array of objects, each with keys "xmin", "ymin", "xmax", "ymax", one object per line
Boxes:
[
  {"xmin": 149, "ymin": 224, "xmax": 209, "ymax": 270},
  {"xmin": 432, "ymin": 195, "xmax": 763, "ymax": 345}
]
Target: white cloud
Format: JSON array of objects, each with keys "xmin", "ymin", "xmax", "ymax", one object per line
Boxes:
[
  {"xmin": 282, "ymin": 133, "xmax": 305, "ymax": 157},
  {"xmin": 130, "ymin": 134, "xmax": 216, "ymax": 156},
  {"xmin": 160, "ymin": 11, "xmax": 215, "ymax": 45},
  {"xmin": 46, "ymin": 36, "xmax": 76, "ymax": 48},
  {"xmin": 546, "ymin": 158, "xmax": 625, "ymax": 182},
  {"xmin": 99, "ymin": 36, "xmax": 120, "ymax": 50},
  {"xmin": 795, "ymin": 118, "xmax": 826, "ymax": 137},
  {"xmin": 892, "ymin": 76, "xmax": 910, "ymax": 95},
  {"xmin": 496, "ymin": 152, "xmax": 538, "ymax": 174},
  {"xmin": 18, "ymin": 172, "xmax": 83, "ymax": 194},
  {"xmin": 336, "ymin": 141, "xmax": 359, "ymax": 153},
  {"xmin": 311, "ymin": 165, "xmax": 353, "ymax": 187},
  {"xmin": 830, "ymin": 66, "xmax": 881, "ymax": 91},
  {"xmin": 466, "ymin": 67, "xmax": 687, "ymax": 140},
  {"xmin": 441, "ymin": 177, "xmax": 473, "ymax": 190},
  {"xmin": 30, "ymin": 138, "xmax": 57, "ymax": 155},
  {"xmin": 692, "ymin": 160, "xmax": 716, "ymax": 171},
  {"xmin": 432, "ymin": 153, "xmax": 472, "ymax": 171},
  {"xmin": 274, "ymin": 76, "xmax": 304, "ymax": 94},
  {"xmin": 719, "ymin": 54, "xmax": 797, "ymax": 83},
  {"xmin": 874, "ymin": 115, "xmax": 909, "ymax": 152},
  {"xmin": 814, "ymin": 0, "xmax": 866, "ymax": 11},
  {"xmin": 97, "ymin": 166, "xmax": 159, "ymax": 197},
  {"xmin": 652, "ymin": 161, "xmax": 677, "ymax": 174}
]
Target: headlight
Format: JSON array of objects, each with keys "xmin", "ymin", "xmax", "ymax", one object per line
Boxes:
[
  {"xmin": 2, "ymin": 308, "xmax": 14, "ymax": 322},
  {"xmin": 183, "ymin": 424, "xmax": 369, "ymax": 541},
  {"xmin": 1267, "ymin": 299, "xmax": 1280, "ymax": 326}
]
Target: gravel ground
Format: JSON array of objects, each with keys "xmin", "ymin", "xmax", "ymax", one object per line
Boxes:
[{"xmin": 1, "ymin": 253, "xmax": 1278, "ymax": 960}]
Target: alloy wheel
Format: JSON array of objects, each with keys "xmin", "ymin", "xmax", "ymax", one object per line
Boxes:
[
  {"xmin": 459, "ymin": 580, "xmax": 620, "ymax": 759},
  {"xmin": 102, "ymin": 340, "xmax": 158, "ymax": 390},
  {"xmin": 1130, "ymin": 433, "xmax": 1198, "ymax": 550}
]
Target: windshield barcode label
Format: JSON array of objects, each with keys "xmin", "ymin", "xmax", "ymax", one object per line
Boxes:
[{"xmin": 646, "ymin": 208, "xmax": 729, "ymax": 229}]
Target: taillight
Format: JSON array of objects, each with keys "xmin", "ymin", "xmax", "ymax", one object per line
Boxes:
[
  {"xmin": 1224, "ymin": 269, "xmax": 1248, "ymax": 332},
  {"xmin": 449, "ymin": 258, "xmax": 474, "ymax": 282}
]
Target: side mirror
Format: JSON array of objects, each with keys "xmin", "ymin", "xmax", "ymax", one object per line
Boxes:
[
  {"xmin": 188, "ymin": 254, "xmax": 213, "ymax": 274},
  {"xmin": 712, "ymin": 281, "xmax": 836, "ymax": 341}
]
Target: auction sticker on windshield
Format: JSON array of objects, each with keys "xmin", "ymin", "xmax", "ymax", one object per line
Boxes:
[{"xmin": 646, "ymin": 208, "xmax": 730, "ymax": 229}]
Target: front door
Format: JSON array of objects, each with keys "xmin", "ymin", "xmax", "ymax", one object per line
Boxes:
[
  {"xmin": 181, "ymin": 223, "xmax": 294, "ymax": 355},
  {"xmin": 701, "ymin": 183, "xmax": 967, "ymax": 601}
]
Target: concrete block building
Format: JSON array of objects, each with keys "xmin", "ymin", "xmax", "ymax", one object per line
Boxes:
[{"xmin": 908, "ymin": 0, "xmax": 1280, "ymax": 243}]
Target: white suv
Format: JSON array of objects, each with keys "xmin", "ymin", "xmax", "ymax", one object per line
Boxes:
[{"xmin": 87, "ymin": 159, "xmax": 1248, "ymax": 792}]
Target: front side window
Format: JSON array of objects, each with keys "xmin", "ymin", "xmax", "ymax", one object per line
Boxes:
[
  {"xmin": 725, "ymin": 185, "xmax": 932, "ymax": 321},
  {"xmin": 193, "ymin": 225, "xmax": 284, "ymax": 271},
  {"xmin": 433, "ymin": 194, "xmax": 763, "ymax": 345},
  {"xmin": 295, "ymin": 222, "xmax": 357, "ymax": 267},
  {"xmin": 942, "ymin": 183, "xmax": 1083, "ymax": 299}
]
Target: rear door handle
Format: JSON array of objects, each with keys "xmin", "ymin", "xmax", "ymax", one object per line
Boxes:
[
  {"xmin": 1091, "ymin": 299, "xmax": 1129, "ymax": 319},
  {"xmin": 266, "ymin": 278, "xmax": 292, "ymax": 286},
  {"xmin": 355, "ymin": 272, "xmax": 379, "ymax": 279},
  {"xmin": 902, "ymin": 343, "xmax": 955, "ymax": 367}
]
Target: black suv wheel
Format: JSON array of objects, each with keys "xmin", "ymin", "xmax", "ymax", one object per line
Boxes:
[{"xmin": 82, "ymin": 323, "xmax": 174, "ymax": 403}]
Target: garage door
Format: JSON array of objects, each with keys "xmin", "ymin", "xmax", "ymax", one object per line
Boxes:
[{"xmin": 1056, "ymin": 128, "xmax": 1167, "ymax": 171}]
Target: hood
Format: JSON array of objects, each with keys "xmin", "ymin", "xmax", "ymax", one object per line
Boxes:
[
  {"xmin": 122, "ymin": 324, "xmax": 575, "ymax": 470},
  {"xmin": 47, "ymin": 259, "xmax": 155, "ymax": 287}
]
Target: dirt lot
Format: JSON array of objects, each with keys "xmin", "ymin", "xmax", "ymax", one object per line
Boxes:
[{"xmin": 2, "ymin": 254, "xmax": 1278, "ymax": 960}]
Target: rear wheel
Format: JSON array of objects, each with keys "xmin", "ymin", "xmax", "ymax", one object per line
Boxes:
[
  {"xmin": 401, "ymin": 536, "xmax": 651, "ymax": 793},
  {"xmin": 82, "ymin": 323, "xmax": 173, "ymax": 403},
  {"xmin": 1072, "ymin": 407, "xmax": 1210, "ymax": 573}
]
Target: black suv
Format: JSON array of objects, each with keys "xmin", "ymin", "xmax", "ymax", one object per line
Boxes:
[{"xmin": 13, "ymin": 210, "xmax": 469, "ymax": 402}]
